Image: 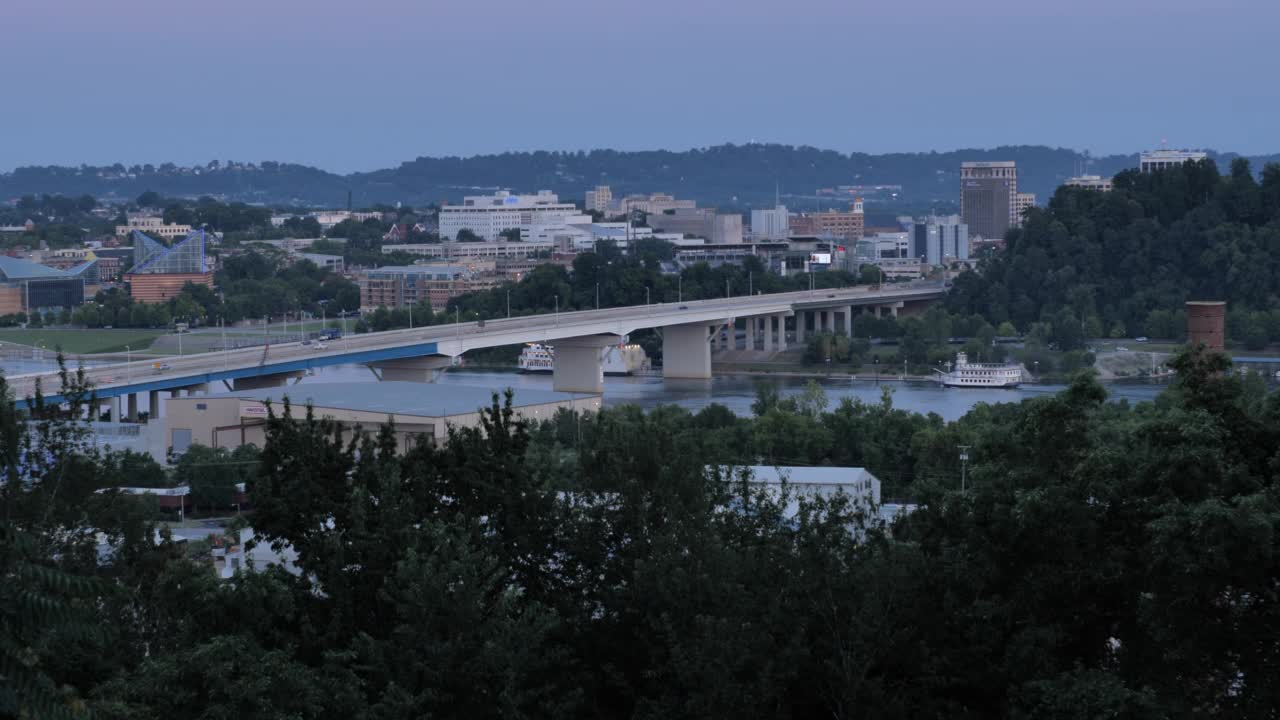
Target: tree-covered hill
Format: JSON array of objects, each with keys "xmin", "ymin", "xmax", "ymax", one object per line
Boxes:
[
  {"xmin": 947, "ymin": 158, "xmax": 1280, "ymax": 346},
  {"xmin": 4, "ymin": 145, "xmax": 1277, "ymax": 210}
]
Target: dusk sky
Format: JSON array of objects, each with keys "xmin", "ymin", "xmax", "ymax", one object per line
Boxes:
[{"xmin": 2, "ymin": 0, "xmax": 1275, "ymax": 173}]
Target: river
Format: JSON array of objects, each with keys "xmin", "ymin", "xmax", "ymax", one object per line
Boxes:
[{"xmin": 290, "ymin": 364, "xmax": 1173, "ymax": 422}]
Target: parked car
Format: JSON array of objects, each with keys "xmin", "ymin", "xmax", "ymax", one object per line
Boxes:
[{"xmin": 1135, "ymin": 336, "xmax": 1149, "ymax": 343}]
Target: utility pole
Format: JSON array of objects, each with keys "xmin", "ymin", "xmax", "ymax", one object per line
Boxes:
[
  {"xmin": 506, "ymin": 289, "xmax": 511, "ymax": 318},
  {"xmin": 958, "ymin": 445, "xmax": 971, "ymax": 493}
]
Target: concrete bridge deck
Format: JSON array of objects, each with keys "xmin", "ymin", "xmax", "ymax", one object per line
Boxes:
[{"xmin": 7, "ymin": 281, "xmax": 945, "ymax": 409}]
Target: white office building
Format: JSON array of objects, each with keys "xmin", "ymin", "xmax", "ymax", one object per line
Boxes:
[
  {"xmin": 439, "ymin": 190, "xmax": 578, "ymax": 241},
  {"xmin": 382, "ymin": 241, "xmax": 555, "ymax": 260},
  {"xmin": 1140, "ymin": 149, "xmax": 1208, "ymax": 173},
  {"xmin": 750, "ymin": 205, "xmax": 790, "ymax": 241},
  {"xmin": 1063, "ymin": 175, "xmax": 1113, "ymax": 192}
]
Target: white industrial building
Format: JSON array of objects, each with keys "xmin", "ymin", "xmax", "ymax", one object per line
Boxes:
[
  {"xmin": 438, "ymin": 191, "xmax": 578, "ymax": 241},
  {"xmin": 751, "ymin": 205, "xmax": 790, "ymax": 241},
  {"xmin": 712, "ymin": 465, "xmax": 914, "ymax": 525}
]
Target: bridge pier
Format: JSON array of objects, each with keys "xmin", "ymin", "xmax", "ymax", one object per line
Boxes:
[
  {"xmin": 551, "ymin": 335, "xmax": 617, "ymax": 393},
  {"xmin": 126, "ymin": 393, "xmax": 138, "ymax": 421},
  {"xmin": 149, "ymin": 391, "xmax": 161, "ymax": 420},
  {"xmin": 663, "ymin": 322, "xmax": 716, "ymax": 379},
  {"xmin": 795, "ymin": 311, "xmax": 807, "ymax": 344},
  {"xmin": 763, "ymin": 316, "xmax": 773, "ymax": 352},
  {"xmin": 746, "ymin": 317, "xmax": 756, "ymax": 351},
  {"xmin": 368, "ymin": 356, "xmax": 454, "ymax": 383},
  {"xmin": 107, "ymin": 396, "xmax": 120, "ymax": 423},
  {"xmin": 777, "ymin": 313, "xmax": 788, "ymax": 351}
]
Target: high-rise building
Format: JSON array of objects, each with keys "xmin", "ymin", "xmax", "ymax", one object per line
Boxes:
[
  {"xmin": 438, "ymin": 191, "xmax": 578, "ymax": 241},
  {"xmin": 1013, "ymin": 192, "xmax": 1037, "ymax": 224},
  {"xmin": 585, "ymin": 185, "xmax": 612, "ymax": 214},
  {"xmin": 750, "ymin": 206, "xmax": 790, "ymax": 241},
  {"xmin": 910, "ymin": 216, "xmax": 969, "ymax": 266},
  {"xmin": 1063, "ymin": 175, "xmax": 1113, "ymax": 192},
  {"xmin": 1140, "ymin": 149, "xmax": 1208, "ymax": 173},
  {"xmin": 960, "ymin": 161, "xmax": 1018, "ymax": 240}
]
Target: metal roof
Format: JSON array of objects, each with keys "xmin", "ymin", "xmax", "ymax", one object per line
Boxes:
[
  {"xmin": 194, "ymin": 381, "xmax": 587, "ymax": 418},
  {"xmin": 733, "ymin": 465, "xmax": 879, "ymax": 487},
  {"xmin": 0, "ymin": 256, "xmax": 77, "ymax": 280}
]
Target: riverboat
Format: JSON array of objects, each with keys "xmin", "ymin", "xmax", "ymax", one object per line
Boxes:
[
  {"xmin": 518, "ymin": 342, "xmax": 651, "ymax": 376},
  {"xmin": 933, "ymin": 352, "xmax": 1023, "ymax": 388}
]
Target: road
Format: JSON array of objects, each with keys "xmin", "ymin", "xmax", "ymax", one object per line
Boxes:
[{"xmin": 7, "ymin": 281, "xmax": 945, "ymax": 404}]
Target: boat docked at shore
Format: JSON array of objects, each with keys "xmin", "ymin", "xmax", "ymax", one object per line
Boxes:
[
  {"xmin": 518, "ymin": 341, "xmax": 651, "ymax": 376},
  {"xmin": 933, "ymin": 352, "xmax": 1023, "ymax": 388}
]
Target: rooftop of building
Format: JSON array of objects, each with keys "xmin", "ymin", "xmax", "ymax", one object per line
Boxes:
[
  {"xmin": 1140, "ymin": 149, "xmax": 1209, "ymax": 158},
  {"xmin": 961, "ymin": 160, "xmax": 1016, "ymax": 168},
  {"xmin": 364, "ymin": 263, "xmax": 471, "ymax": 275},
  {"xmin": 733, "ymin": 465, "xmax": 879, "ymax": 487},
  {"xmin": 187, "ymin": 382, "xmax": 591, "ymax": 418},
  {"xmin": 0, "ymin": 255, "xmax": 82, "ymax": 280}
]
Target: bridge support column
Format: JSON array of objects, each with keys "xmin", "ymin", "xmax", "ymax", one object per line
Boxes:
[
  {"xmin": 776, "ymin": 313, "xmax": 788, "ymax": 351},
  {"xmin": 368, "ymin": 356, "xmax": 454, "ymax": 383},
  {"xmin": 796, "ymin": 311, "xmax": 807, "ymax": 344},
  {"xmin": 663, "ymin": 323, "xmax": 715, "ymax": 379},
  {"xmin": 107, "ymin": 396, "xmax": 120, "ymax": 423},
  {"xmin": 149, "ymin": 391, "xmax": 161, "ymax": 420},
  {"xmin": 746, "ymin": 317, "xmax": 756, "ymax": 351},
  {"xmin": 763, "ymin": 316, "xmax": 773, "ymax": 352},
  {"xmin": 552, "ymin": 335, "xmax": 616, "ymax": 393},
  {"xmin": 126, "ymin": 393, "xmax": 138, "ymax": 421},
  {"xmin": 844, "ymin": 306, "xmax": 852, "ymax": 336}
]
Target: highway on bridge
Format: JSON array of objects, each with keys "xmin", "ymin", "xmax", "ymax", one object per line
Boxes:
[{"xmin": 7, "ymin": 281, "xmax": 945, "ymax": 407}]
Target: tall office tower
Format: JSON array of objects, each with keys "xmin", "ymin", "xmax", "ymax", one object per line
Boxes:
[{"xmin": 960, "ymin": 161, "xmax": 1017, "ymax": 240}]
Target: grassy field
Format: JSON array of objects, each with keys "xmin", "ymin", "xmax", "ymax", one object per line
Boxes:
[{"xmin": 0, "ymin": 328, "xmax": 165, "ymax": 355}]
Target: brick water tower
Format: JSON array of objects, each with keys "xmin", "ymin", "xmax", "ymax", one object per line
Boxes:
[{"xmin": 1186, "ymin": 301, "xmax": 1226, "ymax": 351}]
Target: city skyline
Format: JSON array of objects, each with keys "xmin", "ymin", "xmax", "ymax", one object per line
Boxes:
[{"xmin": 3, "ymin": 0, "xmax": 1277, "ymax": 173}]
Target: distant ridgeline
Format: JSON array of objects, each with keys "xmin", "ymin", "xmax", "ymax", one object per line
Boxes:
[
  {"xmin": 3, "ymin": 145, "xmax": 1277, "ymax": 209},
  {"xmin": 946, "ymin": 158, "xmax": 1280, "ymax": 344}
]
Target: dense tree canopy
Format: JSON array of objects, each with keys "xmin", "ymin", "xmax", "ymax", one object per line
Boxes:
[
  {"xmin": 3, "ymin": 348, "xmax": 1279, "ymax": 717},
  {"xmin": 948, "ymin": 159, "xmax": 1280, "ymax": 345}
]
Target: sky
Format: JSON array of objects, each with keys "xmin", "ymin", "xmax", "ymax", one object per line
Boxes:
[{"xmin": 1, "ymin": 0, "xmax": 1276, "ymax": 173}]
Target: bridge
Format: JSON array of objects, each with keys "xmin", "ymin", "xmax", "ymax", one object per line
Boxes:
[{"xmin": 7, "ymin": 282, "xmax": 946, "ymax": 415}]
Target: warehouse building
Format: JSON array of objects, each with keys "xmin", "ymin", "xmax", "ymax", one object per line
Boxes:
[{"xmin": 165, "ymin": 382, "xmax": 600, "ymax": 456}]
